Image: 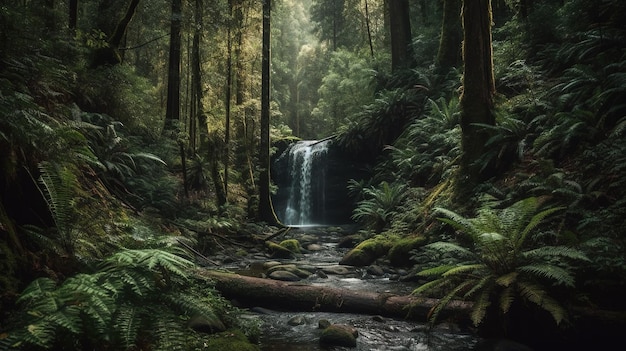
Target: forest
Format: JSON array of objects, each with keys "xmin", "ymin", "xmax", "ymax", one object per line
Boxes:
[{"xmin": 1, "ymin": 0, "xmax": 625, "ymax": 350}]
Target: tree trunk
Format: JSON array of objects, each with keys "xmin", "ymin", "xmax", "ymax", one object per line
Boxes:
[
  {"xmin": 459, "ymin": 0, "xmax": 496, "ymax": 184},
  {"xmin": 258, "ymin": 0, "xmax": 280, "ymax": 225},
  {"xmin": 164, "ymin": 0, "xmax": 182, "ymax": 130},
  {"xmin": 436, "ymin": 0, "xmax": 462, "ymax": 71},
  {"xmin": 109, "ymin": 0, "xmax": 141, "ymax": 49},
  {"xmin": 200, "ymin": 271, "xmax": 472, "ymax": 321},
  {"xmin": 364, "ymin": 0, "xmax": 374, "ymax": 58},
  {"xmin": 69, "ymin": 0, "xmax": 78, "ymax": 35},
  {"xmin": 387, "ymin": 0, "xmax": 414, "ymax": 71}
]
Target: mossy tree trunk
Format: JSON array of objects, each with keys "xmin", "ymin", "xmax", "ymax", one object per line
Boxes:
[
  {"xmin": 459, "ymin": 0, "xmax": 496, "ymax": 185},
  {"xmin": 436, "ymin": 0, "xmax": 462, "ymax": 71}
]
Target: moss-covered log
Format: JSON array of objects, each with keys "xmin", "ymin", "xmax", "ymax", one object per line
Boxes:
[{"xmin": 199, "ymin": 270, "xmax": 472, "ymax": 322}]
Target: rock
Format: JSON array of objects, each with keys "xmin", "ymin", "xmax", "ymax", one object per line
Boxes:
[
  {"xmin": 387, "ymin": 236, "xmax": 426, "ymax": 267},
  {"xmin": 367, "ymin": 265, "xmax": 385, "ymax": 276},
  {"xmin": 372, "ymin": 315, "xmax": 385, "ymax": 323},
  {"xmin": 267, "ymin": 264, "xmax": 312, "ymax": 278},
  {"xmin": 279, "ymin": 239, "xmax": 302, "ymax": 254},
  {"xmin": 306, "ymin": 243, "xmax": 323, "ymax": 251},
  {"xmin": 321, "ymin": 265, "xmax": 352, "ymax": 275},
  {"xmin": 316, "ymin": 270, "xmax": 328, "ymax": 279},
  {"xmin": 187, "ymin": 315, "xmax": 226, "ymax": 334},
  {"xmin": 268, "ymin": 270, "xmax": 301, "ymax": 281},
  {"xmin": 262, "ymin": 261, "xmax": 282, "ymax": 269},
  {"xmin": 337, "ymin": 234, "xmax": 361, "ymax": 248},
  {"xmin": 318, "ymin": 319, "xmax": 331, "ymax": 329},
  {"xmin": 319, "ymin": 324, "xmax": 358, "ymax": 347},
  {"xmin": 339, "ymin": 237, "xmax": 392, "ymax": 267},
  {"xmin": 265, "ymin": 241, "xmax": 294, "ymax": 258},
  {"xmin": 287, "ymin": 315, "xmax": 307, "ymax": 326}
]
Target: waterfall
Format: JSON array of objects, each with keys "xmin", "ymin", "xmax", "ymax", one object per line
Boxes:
[{"xmin": 282, "ymin": 140, "xmax": 329, "ymax": 226}]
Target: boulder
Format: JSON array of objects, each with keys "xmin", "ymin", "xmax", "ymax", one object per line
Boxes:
[
  {"xmin": 268, "ymin": 270, "xmax": 301, "ymax": 281},
  {"xmin": 319, "ymin": 324, "xmax": 358, "ymax": 347},
  {"xmin": 387, "ymin": 236, "xmax": 427, "ymax": 267}
]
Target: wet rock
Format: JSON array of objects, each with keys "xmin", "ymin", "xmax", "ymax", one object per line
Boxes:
[
  {"xmin": 306, "ymin": 243, "xmax": 323, "ymax": 251},
  {"xmin": 320, "ymin": 324, "xmax": 358, "ymax": 347},
  {"xmin": 318, "ymin": 319, "xmax": 331, "ymax": 329},
  {"xmin": 187, "ymin": 315, "xmax": 226, "ymax": 334},
  {"xmin": 316, "ymin": 270, "xmax": 328, "ymax": 279},
  {"xmin": 339, "ymin": 238, "xmax": 391, "ymax": 267},
  {"xmin": 388, "ymin": 236, "xmax": 426, "ymax": 267},
  {"xmin": 287, "ymin": 315, "xmax": 307, "ymax": 326},
  {"xmin": 266, "ymin": 241, "xmax": 295, "ymax": 258},
  {"xmin": 262, "ymin": 261, "xmax": 282, "ymax": 269},
  {"xmin": 267, "ymin": 264, "xmax": 312, "ymax": 278},
  {"xmin": 279, "ymin": 239, "xmax": 302, "ymax": 254},
  {"xmin": 337, "ymin": 234, "xmax": 361, "ymax": 248},
  {"xmin": 372, "ymin": 315, "xmax": 385, "ymax": 323},
  {"xmin": 268, "ymin": 270, "xmax": 301, "ymax": 281},
  {"xmin": 321, "ymin": 265, "xmax": 352, "ymax": 275},
  {"xmin": 366, "ymin": 265, "xmax": 385, "ymax": 276}
]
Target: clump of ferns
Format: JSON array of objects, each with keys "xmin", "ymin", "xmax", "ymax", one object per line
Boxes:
[
  {"xmin": 1, "ymin": 248, "xmax": 234, "ymax": 351},
  {"xmin": 411, "ymin": 197, "xmax": 589, "ymax": 329},
  {"xmin": 350, "ymin": 180, "xmax": 408, "ymax": 233}
]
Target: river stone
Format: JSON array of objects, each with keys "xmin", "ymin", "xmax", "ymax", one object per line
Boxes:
[
  {"xmin": 367, "ymin": 264, "xmax": 385, "ymax": 276},
  {"xmin": 267, "ymin": 264, "xmax": 312, "ymax": 278},
  {"xmin": 318, "ymin": 319, "xmax": 331, "ymax": 329},
  {"xmin": 319, "ymin": 324, "xmax": 358, "ymax": 347},
  {"xmin": 268, "ymin": 270, "xmax": 301, "ymax": 281},
  {"xmin": 321, "ymin": 265, "xmax": 352, "ymax": 275},
  {"xmin": 306, "ymin": 243, "xmax": 323, "ymax": 251},
  {"xmin": 287, "ymin": 315, "xmax": 307, "ymax": 326},
  {"xmin": 187, "ymin": 315, "xmax": 226, "ymax": 334},
  {"xmin": 263, "ymin": 261, "xmax": 282, "ymax": 269}
]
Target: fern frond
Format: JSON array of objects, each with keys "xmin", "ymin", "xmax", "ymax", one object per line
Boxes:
[
  {"xmin": 17, "ymin": 278, "xmax": 57, "ymax": 304},
  {"xmin": 518, "ymin": 263, "xmax": 575, "ymax": 287},
  {"xmin": 499, "ymin": 285, "xmax": 516, "ymax": 315},
  {"xmin": 113, "ymin": 304, "xmax": 141, "ymax": 350},
  {"xmin": 424, "ymin": 241, "xmax": 474, "ymax": 258},
  {"xmin": 517, "ymin": 281, "xmax": 566, "ymax": 325},
  {"xmin": 442, "ymin": 264, "xmax": 485, "ymax": 277},
  {"xmin": 416, "ymin": 265, "xmax": 456, "ymax": 277},
  {"xmin": 523, "ymin": 246, "xmax": 589, "ymax": 262},
  {"xmin": 518, "ymin": 205, "xmax": 564, "ymax": 246},
  {"xmin": 495, "ymin": 271, "xmax": 519, "ymax": 287},
  {"xmin": 412, "ymin": 277, "xmax": 449, "ymax": 295},
  {"xmin": 150, "ymin": 311, "xmax": 187, "ymax": 351},
  {"xmin": 470, "ymin": 287, "xmax": 492, "ymax": 326}
]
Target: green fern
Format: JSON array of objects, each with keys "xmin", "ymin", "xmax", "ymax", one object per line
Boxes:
[
  {"xmin": 413, "ymin": 197, "xmax": 588, "ymax": 328},
  {"xmin": 3, "ymin": 248, "xmax": 231, "ymax": 351}
]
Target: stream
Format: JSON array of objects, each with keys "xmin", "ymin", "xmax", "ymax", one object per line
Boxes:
[{"xmin": 217, "ymin": 225, "xmax": 484, "ymax": 350}]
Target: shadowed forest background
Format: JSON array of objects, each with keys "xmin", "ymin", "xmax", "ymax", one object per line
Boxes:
[{"xmin": 1, "ymin": 0, "xmax": 626, "ymax": 350}]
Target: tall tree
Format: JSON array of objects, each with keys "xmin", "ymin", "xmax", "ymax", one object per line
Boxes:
[
  {"xmin": 258, "ymin": 0, "xmax": 280, "ymax": 224},
  {"xmin": 165, "ymin": 0, "xmax": 188, "ymax": 196},
  {"xmin": 387, "ymin": 0, "xmax": 413, "ymax": 71},
  {"xmin": 436, "ymin": 0, "xmax": 462, "ymax": 71},
  {"xmin": 459, "ymin": 0, "xmax": 496, "ymax": 183}
]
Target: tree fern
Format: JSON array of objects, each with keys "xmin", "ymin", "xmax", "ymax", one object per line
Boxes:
[{"xmin": 413, "ymin": 197, "xmax": 587, "ymax": 328}]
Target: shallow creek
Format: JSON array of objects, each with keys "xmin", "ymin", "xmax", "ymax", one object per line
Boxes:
[{"xmin": 219, "ymin": 226, "xmax": 482, "ymax": 350}]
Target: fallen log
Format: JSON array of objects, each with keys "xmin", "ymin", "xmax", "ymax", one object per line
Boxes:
[{"xmin": 198, "ymin": 270, "xmax": 472, "ymax": 322}]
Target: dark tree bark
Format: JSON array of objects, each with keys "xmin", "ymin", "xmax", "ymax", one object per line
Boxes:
[
  {"xmin": 436, "ymin": 0, "xmax": 462, "ymax": 71},
  {"xmin": 200, "ymin": 271, "xmax": 472, "ymax": 321},
  {"xmin": 387, "ymin": 0, "xmax": 414, "ymax": 71},
  {"xmin": 258, "ymin": 0, "xmax": 280, "ymax": 225},
  {"xmin": 364, "ymin": 0, "xmax": 374, "ymax": 58},
  {"xmin": 459, "ymin": 0, "xmax": 496, "ymax": 183},
  {"xmin": 91, "ymin": 0, "xmax": 141, "ymax": 67},
  {"xmin": 165, "ymin": 0, "xmax": 182, "ymax": 129},
  {"xmin": 69, "ymin": 0, "xmax": 78, "ymax": 34},
  {"xmin": 192, "ymin": 0, "xmax": 205, "ymax": 153}
]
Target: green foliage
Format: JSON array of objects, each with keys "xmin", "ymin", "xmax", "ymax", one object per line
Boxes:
[
  {"xmin": 412, "ymin": 197, "xmax": 588, "ymax": 328},
  {"xmin": 351, "ymin": 181, "xmax": 407, "ymax": 232},
  {"xmin": 2, "ymin": 248, "xmax": 234, "ymax": 351}
]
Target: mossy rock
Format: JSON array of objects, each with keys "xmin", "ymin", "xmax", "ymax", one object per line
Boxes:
[
  {"xmin": 279, "ymin": 239, "xmax": 302, "ymax": 254},
  {"xmin": 320, "ymin": 324, "xmax": 358, "ymax": 347},
  {"xmin": 339, "ymin": 237, "xmax": 392, "ymax": 267},
  {"xmin": 203, "ymin": 329, "xmax": 260, "ymax": 351},
  {"xmin": 265, "ymin": 241, "xmax": 294, "ymax": 258},
  {"xmin": 387, "ymin": 236, "xmax": 427, "ymax": 267}
]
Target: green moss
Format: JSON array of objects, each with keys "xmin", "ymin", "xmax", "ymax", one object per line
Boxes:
[
  {"xmin": 265, "ymin": 241, "xmax": 293, "ymax": 258},
  {"xmin": 279, "ymin": 239, "xmax": 302, "ymax": 254},
  {"xmin": 203, "ymin": 329, "xmax": 260, "ymax": 351},
  {"xmin": 387, "ymin": 236, "xmax": 427, "ymax": 267}
]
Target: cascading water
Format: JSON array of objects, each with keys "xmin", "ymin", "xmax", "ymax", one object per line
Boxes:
[{"xmin": 282, "ymin": 140, "xmax": 329, "ymax": 226}]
